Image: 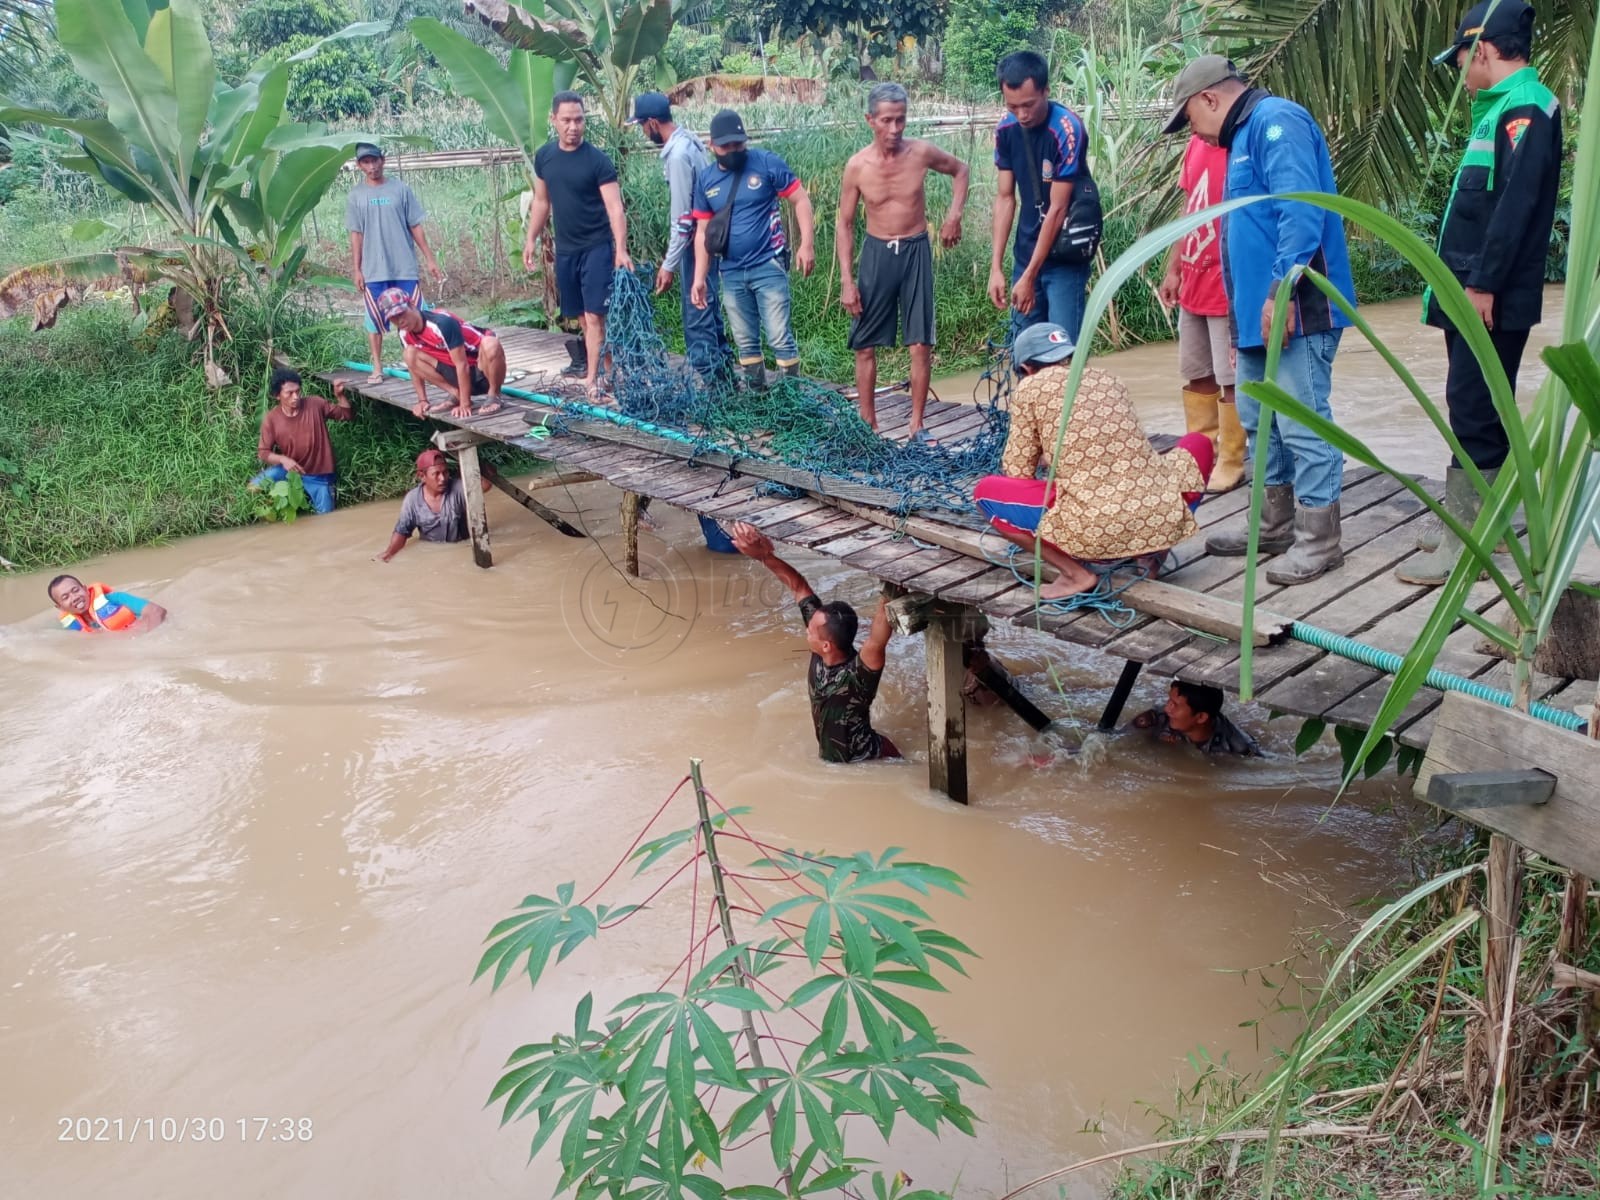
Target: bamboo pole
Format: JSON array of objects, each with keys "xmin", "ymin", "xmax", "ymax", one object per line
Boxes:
[{"xmin": 689, "ymin": 759, "xmax": 779, "ymax": 1136}]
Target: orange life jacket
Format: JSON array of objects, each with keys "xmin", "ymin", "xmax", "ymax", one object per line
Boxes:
[{"xmin": 58, "ymin": 583, "xmax": 141, "ymax": 633}]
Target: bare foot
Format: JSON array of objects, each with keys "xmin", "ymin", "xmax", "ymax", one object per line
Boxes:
[{"xmin": 1037, "ymin": 560, "xmax": 1098, "ymax": 600}]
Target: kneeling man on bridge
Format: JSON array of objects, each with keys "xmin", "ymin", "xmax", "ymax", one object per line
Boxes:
[
  {"xmin": 730, "ymin": 521, "xmax": 902, "ymax": 764},
  {"xmin": 973, "ymin": 323, "xmax": 1213, "ymax": 598}
]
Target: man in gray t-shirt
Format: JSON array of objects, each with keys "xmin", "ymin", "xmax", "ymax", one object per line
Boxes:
[
  {"xmin": 375, "ymin": 449, "xmax": 471, "ymax": 561},
  {"xmin": 346, "ymin": 142, "xmax": 444, "ymax": 384},
  {"xmin": 627, "ymin": 92, "xmax": 731, "ymax": 384}
]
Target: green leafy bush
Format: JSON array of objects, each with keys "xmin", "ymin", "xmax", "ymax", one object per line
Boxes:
[
  {"xmin": 663, "ymin": 24, "xmax": 721, "ymax": 81},
  {"xmin": 941, "ymin": 0, "xmax": 1044, "ymax": 98},
  {"xmin": 274, "ymin": 33, "xmax": 390, "ymax": 122}
]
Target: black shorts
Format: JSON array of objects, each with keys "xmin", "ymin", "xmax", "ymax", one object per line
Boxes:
[
  {"xmin": 436, "ymin": 360, "xmax": 490, "ymax": 395},
  {"xmin": 848, "ymin": 231, "xmax": 934, "ymax": 350},
  {"xmin": 556, "ymin": 243, "xmax": 614, "ymax": 318}
]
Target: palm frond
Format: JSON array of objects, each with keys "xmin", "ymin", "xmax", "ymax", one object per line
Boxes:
[
  {"xmin": 1200, "ymin": 0, "xmax": 1587, "ymax": 209},
  {"xmin": 0, "ymin": 0, "xmax": 52, "ymax": 88}
]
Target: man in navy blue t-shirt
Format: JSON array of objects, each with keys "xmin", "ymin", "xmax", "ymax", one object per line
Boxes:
[
  {"xmin": 988, "ymin": 50, "xmax": 1094, "ymax": 341},
  {"xmin": 689, "ymin": 109, "xmax": 816, "ymax": 386}
]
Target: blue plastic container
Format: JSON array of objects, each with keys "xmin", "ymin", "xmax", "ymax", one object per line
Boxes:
[{"xmin": 698, "ymin": 515, "xmax": 738, "ymax": 553}]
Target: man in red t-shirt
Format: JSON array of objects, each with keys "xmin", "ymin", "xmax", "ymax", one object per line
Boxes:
[
  {"xmin": 1158, "ymin": 134, "xmax": 1245, "ymax": 492},
  {"xmin": 376, "ymin": 288, "xmax": 509, "ymax": 420}
]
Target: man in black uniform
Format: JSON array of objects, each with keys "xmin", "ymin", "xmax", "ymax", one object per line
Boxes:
[
  {"xmin": 729, "ymin": 521, "xmax": 901, "ymax": 764},
  {"xmin": 1399, "ymin": 1, "xmax": 1562, "ymax": 585}
]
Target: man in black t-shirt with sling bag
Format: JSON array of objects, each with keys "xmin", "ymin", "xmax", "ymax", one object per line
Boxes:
[{"xmin": 523, "ymin": 91, "xmax": 635, "ymax": 394}]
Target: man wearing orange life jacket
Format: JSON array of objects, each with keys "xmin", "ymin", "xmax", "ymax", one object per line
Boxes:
[{"xmin": 49, "ymin": 574, "xmax": 167, "ymax": 634}]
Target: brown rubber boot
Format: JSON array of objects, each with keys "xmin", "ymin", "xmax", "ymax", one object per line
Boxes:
[
  {"xmin": 1206, "ymin": 483, "xmax": 1295, "ymax": 556},
  {"xmin": 1209, "ymin": 400, "xmax": 1247, "ymax": 493}
]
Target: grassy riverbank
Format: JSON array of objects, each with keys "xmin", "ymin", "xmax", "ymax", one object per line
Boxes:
[
  {"xmin": 0, "ymin": 302, "xmax": 491, "ymax": 571},
  {"xmin": 1103, "ymin": 834, "xmax": 1600, "ymax": 1199}
]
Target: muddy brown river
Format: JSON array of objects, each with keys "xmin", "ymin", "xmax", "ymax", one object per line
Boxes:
[{"xmin": 2, "ymin": 291, "xmax": 1554, "ymax": 1198}]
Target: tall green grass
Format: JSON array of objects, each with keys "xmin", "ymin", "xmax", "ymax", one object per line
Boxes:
[
  {"xmin": 1101, "ymin": 831, "xmax": 1600, "ymax": 1199},
  {"xmin": 0, "ymin": 299, "xmax": 508, "ymax": 570}
]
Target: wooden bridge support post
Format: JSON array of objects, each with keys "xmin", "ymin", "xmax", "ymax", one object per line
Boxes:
[
  {"xmin": 457, "ymin": 443, "xmax": 493, "ymax": 569},
  {"xmin": 1098, "ymin": 659, "xmax": 1144, "ymax": 731},
  {"xmin": 621, "ymin": 491, "xmax": 642, "ymax": 577},
  {"xmin": 926, "ymin": 611, "xmax": 969, "ymax": 804}
]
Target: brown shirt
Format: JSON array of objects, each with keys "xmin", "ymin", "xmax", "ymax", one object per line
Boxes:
[
  {"xmin": 1001, "ymin": 364, "xmax": 1203, "ymax": 560},
  {"xmin": 257, "ymin": 396, "xmax": 352, "ymax": 477}
]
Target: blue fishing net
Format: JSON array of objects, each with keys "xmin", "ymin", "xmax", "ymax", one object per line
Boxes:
[{"xmin": 583, "ymin": 267, "xmax": 1011, "ymax": 514}]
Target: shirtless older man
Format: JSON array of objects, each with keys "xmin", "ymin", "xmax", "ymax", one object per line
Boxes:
[{"xmin": 837, "ymin": 83, "xmax": 970, "ymax": 440}]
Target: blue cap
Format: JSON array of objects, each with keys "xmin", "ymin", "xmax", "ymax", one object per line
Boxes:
[
  {"xmin": 627, "ymin": 92, "xmax": 672, "ymax": 124},
  {"xmin": 1011, "ymin": 323, "xmax": 1076, "ymax": 369}
]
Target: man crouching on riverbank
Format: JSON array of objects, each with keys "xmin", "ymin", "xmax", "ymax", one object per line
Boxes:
[
  {"xmin": 49, "ymin": 575, "xmax": 166, "ymax": 634},
  {"xmin": 729, "ymin": 521, "xmax": 901, "ymax": 764},
  {"xmin": 250, "ymin": 369, "xmax": 354, "ymax": 513}
]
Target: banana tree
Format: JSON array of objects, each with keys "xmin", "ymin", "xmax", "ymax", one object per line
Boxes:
[
  {"xmin": 411, "ymin": 14, "xmax": 573, "ymax": 325},
  {"xmin": 463, "ymin": 0, "xmax": 676, "ymax": 134},
  {"xmin": 410, "ymin": 16, "xmax": 571, "ymax": 173},
  {"xmin": 0, "ymin": 0, "xmax": 386, "ymax": 384}
]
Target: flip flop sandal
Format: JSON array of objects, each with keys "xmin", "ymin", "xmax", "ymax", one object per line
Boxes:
[
  {"xmin": 427, "ymin": 399, "xmax": 455, "ymax": 414},
  {"xmin": 908, "ymin": 428, "xmax": 940, "ymax": 448},
  {"xmin": 365, "ymin": 371, "xmax": 385, "ymax": 384},
  {"xmin": 469, "ymin": 400, "xmax": 504, "ymax": 418},
  {"xmin": 504, "ymin": 369, "xmax": 529, "ymax": 383}
]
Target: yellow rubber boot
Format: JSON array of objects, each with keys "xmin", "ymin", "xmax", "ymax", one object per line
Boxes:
[
  {"xmin": 1181, "ymin": 386, "xmax": 1220, "ymax": 444},
  {"xmin": 1210, "ymin": 399, "xmax": 1247, "ymax": 493}
]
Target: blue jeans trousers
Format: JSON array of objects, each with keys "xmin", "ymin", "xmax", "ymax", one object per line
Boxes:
[
  {"xmin": 720, "ymin": 259, "xmax": 799, "ymax": 369},
  {"xmin": 1011, "ymin": 256, "xmax": 1090, "ymax": 344},
  {"xmin": 250, "ymin": 464, "xmax": 336, "ymax": 513},
  {"xmin": 1234, "ymin": 329, "xmax": 1344, "ymax": 508},
  {"xmin": 682, "ymin": 259, "xmax": 733, "ymax": 383}
]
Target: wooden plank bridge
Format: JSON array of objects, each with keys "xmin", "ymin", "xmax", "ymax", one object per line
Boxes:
[{"xmin": 323, "ymin": 326, "xmax": 1590, "ymax": 802}]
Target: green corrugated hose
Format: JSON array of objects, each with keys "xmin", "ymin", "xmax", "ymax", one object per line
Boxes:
[
  {"xmin": 342, "ymin": 362, "xmax": 709, "ymax": 451},
  {"xmin": 1290, "ymin": 622, "xmax": 1587, "ymax": 732}
]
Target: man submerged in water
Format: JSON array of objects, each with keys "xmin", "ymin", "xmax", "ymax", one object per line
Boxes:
[
  {"xmin": 49, "ymin": 574, "xmax": 167, "ymax": 634},
  {"xmin": 375, "ymin": 449, "xmax": 479, "ymax": 562},
  {"xmin": 1130, "ymin": 680, "xmax": 1259, "ymax": 757},
  {"xmin": 729, "ymin": 520, "xmax": 901, "ymax": 763}
]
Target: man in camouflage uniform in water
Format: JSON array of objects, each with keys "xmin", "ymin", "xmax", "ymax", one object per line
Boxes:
[{"xmin": 730, "ymin": 521, "xmax": 901, "ymax": 763}]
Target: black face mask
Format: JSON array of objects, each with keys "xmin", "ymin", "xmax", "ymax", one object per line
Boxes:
[
  {"xmin": 645, "ymin": 124, "xmax": 665, "ymax": 147},
  {"xmin": 718, "ymin": 149, "xmax": 748, "ymax": 174}
]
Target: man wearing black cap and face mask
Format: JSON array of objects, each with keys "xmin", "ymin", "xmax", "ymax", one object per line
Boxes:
[
  {"xmin": 689, "ymin": 109, "xmax": 816, "ymax": 387},
  {"xmin": 1398, "ymin": 1, "xmax": 1563, "ymax": 587},
  {"xmin": 627, "ymin": 92, "xmax": 732, "ymax": 386}
]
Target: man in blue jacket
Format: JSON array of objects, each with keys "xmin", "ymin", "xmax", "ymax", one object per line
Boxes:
[{"xmin": 1163, "ymin": 55, "xmax": 1357, "ymax": 585}]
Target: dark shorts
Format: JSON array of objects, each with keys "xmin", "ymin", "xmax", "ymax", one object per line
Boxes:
[
  {"xmin": 848, "ymin": 231, "xmax": 934, "ymax": 350},
  {"xmin": 435, "ymin": 359, "xmax": 490, "ymax": 395},
  {"xmin": 555, "ymin": 243, "xmax": 614, "ymax": 318}
]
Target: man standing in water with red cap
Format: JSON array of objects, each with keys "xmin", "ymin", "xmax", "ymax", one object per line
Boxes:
[{"xmin": 375, "ymin": 449, "xmax": 480, "ymax": 561}]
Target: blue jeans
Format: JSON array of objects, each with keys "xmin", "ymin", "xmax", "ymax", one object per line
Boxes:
[
  {"xmin": 682, "ymin": 259, "xmax": 732, "ymax": 382},
  {"xmin": 1011, "ymin": 256, "xmax": 1090, "ymax": 344},
  {"xmin": 1235, "ymin": 329, "xmax": 1344, "ymax": 508},
  {"xmin": 720, "ymin": 259, "xmax": 798, "ymax": 369},
  {"xmin": 250, "ymin": 464, "xmax": 336, "ymax": 513}
]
